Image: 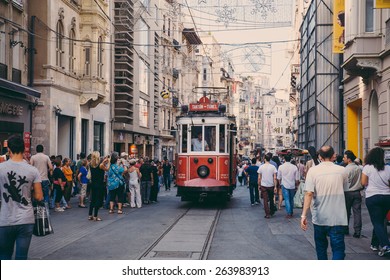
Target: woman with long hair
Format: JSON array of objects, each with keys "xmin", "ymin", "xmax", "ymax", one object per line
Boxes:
[
  {"xmin": 53, "ymin": 157, "xmax": 66, "ymax": 212},
  {"xmin": 106, "ymin": 152, "xmax": 126, "ymax": 214},
  {"xmin": 61, "ymin": 158, "xmax": 73, "ymax": 209},
  {"xmin": 361, "ymin": 147, "xmax": 390, "ymax": 257},
  {"xmin": 88, "ymin": 151, "xmax": 109, "ymax": 221}
]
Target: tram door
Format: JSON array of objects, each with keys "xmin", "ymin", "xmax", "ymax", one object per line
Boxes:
[{"xmin": 228, "ymin": 123, "xmax": 237, "ymax": 189}]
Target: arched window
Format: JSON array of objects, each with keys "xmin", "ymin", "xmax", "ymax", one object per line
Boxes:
[
  {"xmin": 369, "ymin": 90, "xmax": 379, "ymax": 147},
  {"xmin": 56, "ymin": 20, "xmax": 64, "ymax": 67},
  {"xmin": 69, "ymin": 29, "xmax": 76, "ymax": 72},
  {"xmin": 97, "ymin": 36, "xmax": 103, "ymax": 78}
]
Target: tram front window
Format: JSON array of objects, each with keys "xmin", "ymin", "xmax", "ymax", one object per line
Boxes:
[{"xmin": 190, "ymin": 126, "xmax": 215, "ymax": 152}]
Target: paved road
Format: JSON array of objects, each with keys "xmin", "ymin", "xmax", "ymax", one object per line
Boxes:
[{"xmin": 28, "ymin": 184, "xmax": 388, "ymax": 260}]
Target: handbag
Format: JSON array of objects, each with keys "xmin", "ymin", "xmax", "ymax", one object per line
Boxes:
[
  {"xmin": 33, "ymin": 202, "xmax": 54, "ymax": 236},
  {"xmin": 86, "ymin": 166, "xmax": 91, "ymax": 180}
]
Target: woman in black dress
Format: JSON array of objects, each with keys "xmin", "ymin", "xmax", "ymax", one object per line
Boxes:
[{"xmin": 88, "ymin": 151, "xmax": 109, "ymax": 221}]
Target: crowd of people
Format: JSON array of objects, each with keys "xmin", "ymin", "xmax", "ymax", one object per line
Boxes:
[
  {"xmin": 238, "ymin": 146, "xmax": 390, "ymax": 259},
  {"xmin": 0, "ymin": 134, "xmax": 176, "ymax": 259},
  {"xmin": 0, "ymin": 133, "xmax": 389, "ymax": 260}
]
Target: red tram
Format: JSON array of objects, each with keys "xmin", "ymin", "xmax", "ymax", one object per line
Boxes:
[{"xmin": 175, "ymin": 96, "xmax": 237, "ymax": 201}]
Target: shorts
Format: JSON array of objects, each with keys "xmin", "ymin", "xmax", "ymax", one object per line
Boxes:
[{"xmin": 80, "ymin": 183, "xmax": 87, "ymax": 197}]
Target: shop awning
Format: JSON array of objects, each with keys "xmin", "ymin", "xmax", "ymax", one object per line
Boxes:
[{"xmin": 0, "ymin": 78, "xmax": 41, "ymax": 98}]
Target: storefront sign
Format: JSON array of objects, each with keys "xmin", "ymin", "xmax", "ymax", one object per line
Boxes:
[
  {"xmin": 0, "ymin": 101, "xmax": 23, "ymax": 116},
  {"xmin": 24, "ymin": 132, "xmax": 31, "ymax": 160}
]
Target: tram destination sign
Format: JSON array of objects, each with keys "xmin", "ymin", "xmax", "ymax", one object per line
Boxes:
[{"xmin": 189, "ymin": 103, "xmax": 219, "ymax": 111}]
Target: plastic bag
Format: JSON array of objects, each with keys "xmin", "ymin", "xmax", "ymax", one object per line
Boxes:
[
  {"xmin": 293, "ymin": 181, "xmax": 305, "ymax": 208},
  {"xmin": 33, "ymin": 202, "xmax": 54, "ymax": 236}
]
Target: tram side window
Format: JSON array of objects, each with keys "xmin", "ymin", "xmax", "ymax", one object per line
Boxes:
[
  {"xmin": 219, "ymin": 124, "xmax": 226, "ymax": 152},
  {"xmin": 181, "ymin": 124, "xmax": 187, "ymax": 153}
]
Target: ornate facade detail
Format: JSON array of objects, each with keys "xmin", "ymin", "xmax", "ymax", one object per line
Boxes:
[
  {"xmin": 80, "ymin": 93, "xmax": 105, "ymax": 108},
  {"xmin": 356, "ymin": 58, "xmax": 381, "ymax": 72},
  {"xmin": 58, "ymin": 7, "xmax": 65, "ymax": 20},
  {"xmin": 71, "ymin": 17, "xmax": 76, "ymax": 29}
]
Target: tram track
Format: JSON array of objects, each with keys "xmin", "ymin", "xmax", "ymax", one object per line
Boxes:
[{"xmin": 137, "ymin": 206, "xmax": 222, "ymax": 260}]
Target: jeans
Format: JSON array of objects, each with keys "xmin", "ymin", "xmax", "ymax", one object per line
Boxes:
[
  {"xmin": 281, "ymin": 186, "xmax": 296, "ymax": 215},
  {"xmin": 141, "ymin": 181, "xmax": 152, "ymax": 203},
  {"xmin": 163, "ymin": 174, "xmax": 171, "ymax": 190},
  {"xmin": 248, "ymin": 181, "xmax": 259, "ymax": 204},
  {"xmin": 365, "ymin": 194, "xmax": 390, "ymax": 247},
  {"xmin": 41, "ymin": 180, "xmax": 51, "ymax": 204},
  {"xmin": 344, "ymin": 190, "xmax": 362, "ymax": 235},
  {"xmin": 0, "ymin": 224, "xmax": 34, "ymax": 260},
  {"xmin": 313, "ymin": 224, "xmax": 346, "ymax": 260},
  {"xmin": 260, "ymin": 186, "xmax": 275, "ymax": 216}
]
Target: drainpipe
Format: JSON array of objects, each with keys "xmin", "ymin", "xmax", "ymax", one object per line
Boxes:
[{"xmin": 339, "ymin": 53, "xmax": 345, "ymax": 154}]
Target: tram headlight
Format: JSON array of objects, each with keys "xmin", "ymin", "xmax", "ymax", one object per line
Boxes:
[{"xmin": 197, "ymin": 165, "xmax": 210, "ymax": 178}]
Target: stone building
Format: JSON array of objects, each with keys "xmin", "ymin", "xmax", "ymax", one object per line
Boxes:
[
  {"xmin": 342, "ymin": 0, "xmax": 390, "ymax": 159},
  {"xmin": 0, "ymin": 0, "xmax": 41, "ymax": 158},
  {"xmin": 28, "ymin": 0, "xmax": 111, "ymax": 158}
]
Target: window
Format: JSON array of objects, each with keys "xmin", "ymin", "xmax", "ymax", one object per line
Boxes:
[
  {"xmin": 163, "ymin": 15, "xmax": 166, "ymax": 34},
  {"xmin": 97, "ymin": 36, "xmax": 103, "ymax": 78},
  {"xmin": 190, "ymin": 125, "xmax": 216, "ymax": 152},
  {"xmin": 0, "ymin": 22, "xmax": 5, "ymax": 65},
  {"xmin": 168, "ymin": 18, "xmax": 171, "ymax": 37},
  {"xmin": 155, "ymin": 5, "xmax": 159, "ymax": 23},
  {"xmin": 203, "ymin": 68, "xmax": 207, "ymax": 81},
  {"xmin": 139, "ymin": 59, "xmax": 149, "ymax": 94},
  {"xmin": 365, "ymin": 0, "xmax": 374, "ymax": 32},
  {"xmin": 93, "ymin": 122, "xmax": 105, "ymax": 155},
  {"xmin": 11, "ymin": 29, "xmax": 20, "ymax": 70},
  {"xmin": 69, "ymin": 29, "xmax": 76, "ymax": 72},
  {"xmin": 81, "ymin": 119, "xmax": 88, "ymax": 154},
  {"xmin": 219, "ymin": 124, "xmax": 226, "ymax": 152},
  {"xmin": 181, "ymin": 124, "xmax": 188, "ymax": 153},
  {"xmin": 84, "ymin": 44, "xmax": 91, "ymax": 76},
  {"xmin": 139, "ymin": 98, "xmax": 149, "ymax": 127},
  {"xmin": 56, "ymin": 21, "xmax": 64, "ymax": 67}
]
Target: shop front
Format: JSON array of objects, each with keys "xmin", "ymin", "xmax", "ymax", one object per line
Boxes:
[{"xmin": 0, "ymin": 78, "xmax": 40, "ymax": 159}]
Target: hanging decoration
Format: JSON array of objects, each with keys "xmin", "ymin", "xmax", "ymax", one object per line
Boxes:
[
  {"xmin": 250, "ymin": 0, "xmax": 277, "ymax": 19},
  {"xmin": 160, "ymin": 89, "xmax": 170, "ymax": 99},
  {"xmin": 215, "ymin": 4, "xmax": 237, "ymax": 27}
]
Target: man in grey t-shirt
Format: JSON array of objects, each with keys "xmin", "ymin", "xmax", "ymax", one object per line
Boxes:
[
  {"xmin": 30, "ymin": 144, "xmax": 53, "ymax": 204},
  {"xmin": 301, "ymin": 145, "xmax": 348, "ymax": 260},
  {"xmin": 0, "ymin": 135, "xmax": 43, "ymax": 260}
]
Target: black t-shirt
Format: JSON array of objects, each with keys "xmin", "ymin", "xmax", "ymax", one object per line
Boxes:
[
  {"xmin": 139, "ymin": 163, "xmax": 153, "ymax": 181},
  {"xmin": 53, "ymin": 167, "xmax": 66, "ymax": 185},
  {"xmin": 162, "ymin": 162, "xmax": 171, "ymax": 175}
]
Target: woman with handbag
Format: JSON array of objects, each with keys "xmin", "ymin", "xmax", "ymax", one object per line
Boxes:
[
  {"xmin": 61, "ymin": 158, "xmax": 73, "ymax": 209},
  {"xmin": 106, "ymin": 152, "xmax": 127, "ymax": 214},
  {"xmin": 53, "ymin": 158, "xmax": 67, "ymax": 212},
  {"xmin": 361, "ymin": 147, "xmax": 390, "ymax": 257},
  {"xmin": 88, "ymin": 151, "xmax": 108, "ymax": 221}
]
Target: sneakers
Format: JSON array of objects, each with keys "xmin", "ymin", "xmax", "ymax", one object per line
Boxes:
[
  {"xmin": 251, "ymin": 203, "xmax": 255, "ymax": 206},
  {"xmin": 353, "ymin": 233, "xmax": 361, "ymax": 238},
  {"xmin": 54, "ymin": 207, "xmax": 65, "ymax": 212},
  {"xmin": 378, "ymin": 245, "xmax": 390, "ymax": 257},
  {"xmin": 370, "ymin": 245, "xmax": 379, "ymax": 251}
]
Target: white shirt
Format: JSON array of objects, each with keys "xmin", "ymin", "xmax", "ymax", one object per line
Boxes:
[
  {"xmin": 257, "ymin": 162, "xmax": 277, "ymax": 187},
  {"xmin": 305, "ymin": 162, "xmax": 348, "ymax": 226},
  {"xmin": 277, "ymin": 162, "xmax": 299, "ymax": 189},
  {"xmin": 362, "ymin": 165, "xmax": 390, "ymax": 198},
  {"xmin": 191, "ymin": 138, "xmax": 208, "ymax": 151},
  {"xmin": 30, "ymin": 152, "xmax": 52, "ymax": 181}
]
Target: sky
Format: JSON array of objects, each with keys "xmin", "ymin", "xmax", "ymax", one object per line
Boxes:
[{"xmin": 181, "ymin": 0, "xmax": 296, "ymax": 99}]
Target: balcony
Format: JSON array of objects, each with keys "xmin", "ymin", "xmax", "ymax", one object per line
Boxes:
[{"xmin": 342, "ymin": 35, "xmax": 382, "ymax": 82}]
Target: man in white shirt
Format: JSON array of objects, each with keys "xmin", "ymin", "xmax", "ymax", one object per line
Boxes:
[
  {"xmin": 257, "ymin": 153, "xmax": 277, "ymax": 218},
  {"xmin": 191, "ymin": 132, "xmax": 209, "ymax": 151},
  {"xmin": 301, "ymin": 145, "xmax": 348, "ymax": 260},
  {"xmin": 277, "ymin": 154, "xmax": 300, "ymax": 218},
  {"xmin": 343, "ymin": 150, "xmax": 363, "ymax": 238},
  {"xmin": 30, "ymin": 144, "xmax": 53, "ymax": 204}
]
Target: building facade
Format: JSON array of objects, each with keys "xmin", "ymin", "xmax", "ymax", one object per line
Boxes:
[
  {"xmin": 28, "ymin": 0, "xmax": 111, "ymax": 159},
  {"xmin": 0, "ymin": 0, "xmax": 41, "ymax": 158},
  {"xmin": 342, "ymin": 0, "xmax": 390, "ymax": 160}
]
